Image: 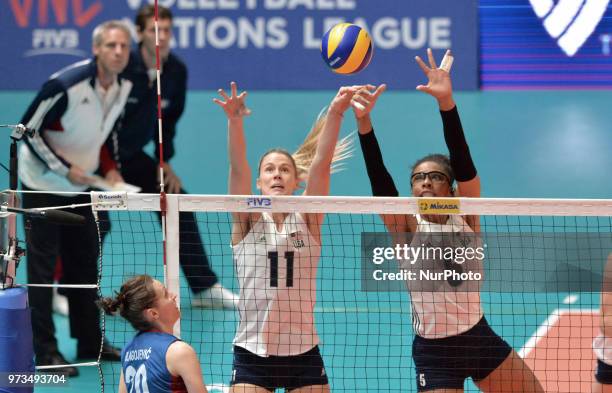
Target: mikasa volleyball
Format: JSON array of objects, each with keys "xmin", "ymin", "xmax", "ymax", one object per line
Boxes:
[{"xmin": 321, "ymin": 23, "xmax": 373, "ymax": 75}]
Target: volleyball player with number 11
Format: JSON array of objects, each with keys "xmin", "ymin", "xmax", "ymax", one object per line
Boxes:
[{"xmin": 214, "ymin": 81, "xmax": 354, "ymax": 392}]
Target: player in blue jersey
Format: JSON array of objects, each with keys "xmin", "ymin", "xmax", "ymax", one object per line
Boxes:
[{"xmin": 99, "ymin": 275, "xmax": 208, "ymax": 393}]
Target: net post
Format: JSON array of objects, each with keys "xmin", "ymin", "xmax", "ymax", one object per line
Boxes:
[
  {"xmin": 1, "ymin": 190, "xmax": 18, "ymax": 288},
  {"xmin": 165, "ymin": 194, "xmax": 181, "ymax": 338}
]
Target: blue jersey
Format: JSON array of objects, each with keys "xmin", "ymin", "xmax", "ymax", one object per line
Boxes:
[{"xmin": 121, "ymin": 331, "xmax": 187, "ymax": 393}]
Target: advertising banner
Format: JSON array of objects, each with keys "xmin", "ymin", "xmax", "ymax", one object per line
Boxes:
[{"xmin": 0, "ymin": 0, "xmax": 478, "ymax": 90}]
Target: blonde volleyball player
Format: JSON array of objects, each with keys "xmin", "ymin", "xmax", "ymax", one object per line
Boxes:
[
  {"xmin": 214, "ymin": 82, "xmax": 355, "ymax": 393},
  {"xmin": 99, "ymin": 275, "xmax": 208, "ymax": 393},
  {"xmin": 355, "ymin": 49, "xmax": 544, "ymax": 392},
  {"xmin": 593, "ymin": 253, "xmax": 612, "ymax": 392}
]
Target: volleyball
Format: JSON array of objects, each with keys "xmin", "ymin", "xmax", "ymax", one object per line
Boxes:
[{"xmin": 321, "ymin": 23, "xmax": 373, "ymax": 75}]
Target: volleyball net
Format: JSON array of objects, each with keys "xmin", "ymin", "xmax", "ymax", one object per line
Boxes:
[
  {"xmin": 89, "ymin": 193, "xmax": 612, "ymax": 392},
  {"xmin": 4, "ymin": 191, "xmax": 611, "ymax": 391}
]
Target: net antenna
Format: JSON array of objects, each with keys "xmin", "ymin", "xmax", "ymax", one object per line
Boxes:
[
  {"xmin": 153, "ymin": 0, "xmax": 167, "ymax": 284},
  {"xmin": 153, "ymin": 0, "xmax": 181, "ymax": 336}
]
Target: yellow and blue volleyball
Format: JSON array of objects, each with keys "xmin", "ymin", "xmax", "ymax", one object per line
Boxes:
[{"xmin": 321, "ymin": 23, "xmax": 373, "ymax": 75}]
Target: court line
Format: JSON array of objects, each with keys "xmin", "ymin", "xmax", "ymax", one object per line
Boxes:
[
  {"xmin": 562, "ymin": 294, "xmax": 579, "ymax": 304},
  {"xmin": 518, "ymin": 308, "xmax": 597, "ymax": 358},
  {"xmin": 206, "ymin": 383, "xmax": 230, "ymax": 393}
]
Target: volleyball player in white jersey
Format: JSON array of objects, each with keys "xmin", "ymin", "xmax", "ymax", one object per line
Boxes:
[
  {"xmin": 214, "ymin": 82, "xmax": 355, "ymax": 393},
  {"xmin": 594, "ymin": 253, "xmax": 612, "ymax": 392},
  {"xmin": 356, "ymin": 49, "xmax": 543, "ymax": 392}
]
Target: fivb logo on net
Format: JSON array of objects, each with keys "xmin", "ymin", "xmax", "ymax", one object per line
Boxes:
[{"xmin": 529, "ymin": 0, "xmax": 609, "ymax": 56}]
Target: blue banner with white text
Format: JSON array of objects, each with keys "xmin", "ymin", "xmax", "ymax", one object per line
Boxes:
[{"xmin": 0, "ymin": 0, "xmax": 478, "ymax": 90}]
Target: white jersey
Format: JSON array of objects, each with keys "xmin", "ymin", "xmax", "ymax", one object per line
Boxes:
[
  {"xmin": 594, "ymin": 334, "xmax": 612, "ymax": 365},
  {"xmin": 232, "ymin": 212, "xmax": 321, "ymax": 357},
  {"xmin": 402, "ymin": 214, "xmax": 484, "ymax": 339},
  {"xmin": 19, "ymin": 59, "xmax": 131, "ymax": 193}
]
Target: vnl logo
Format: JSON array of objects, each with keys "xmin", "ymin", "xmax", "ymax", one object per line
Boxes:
[
  {"xmin": 529, "ymin": 0, "xmax": 610, "ymax": 56},
  {"xmin": 9, "ymin": 0, "xmax": 103, "ymax": 57}
]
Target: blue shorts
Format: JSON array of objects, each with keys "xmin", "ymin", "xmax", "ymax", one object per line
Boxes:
[
  {"xmin": 596, "ymin": 359, "xmax": 612, "ymax": 384},
  {"xmin": 412, "ymin": 317, "xmax": 512, "ymax": 391},
  {"xmin": 231, "ymin": 346, "xmax": 329, "ymax": 391}
]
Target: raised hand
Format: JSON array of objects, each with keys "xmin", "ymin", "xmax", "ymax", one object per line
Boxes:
[
  {"xmin": 328, "ymin": 86, "xmax": 359, "ymax": 116},
  {"xmin": 213, "ymin": 81, "xmax": 251, "ymax": 119},
  {"xmin": 415, "ymin": 48, "xmax": 454, "ymax": 106},
  {"xmin": 351, "ymin": 84, "xmax": 387, "ymax": 119}
]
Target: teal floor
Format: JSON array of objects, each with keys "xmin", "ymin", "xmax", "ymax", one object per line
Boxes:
[{"xmin": 40, "ymin": 290, "xmax": 599, "ymax": 392}]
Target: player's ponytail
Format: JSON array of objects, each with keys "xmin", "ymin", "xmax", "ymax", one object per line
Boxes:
[
  {"xmin": 97, "ymin": 275, "xmax": 158, "ymax": 331},
  {"xmin": 258, "ymin": 109, "xmax": 352, "ymax": 183},
  {"xmin": 292, "ymin": 111, "xmax": 353, "ymax": 182},
  {"xmin": 98, "ymin": 296, "xmax": 121, "ymax": 314}
]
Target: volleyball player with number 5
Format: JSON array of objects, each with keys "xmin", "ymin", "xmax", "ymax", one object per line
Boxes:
[
  {"xmin": 356, "ymin": 49, "xmax": 544, "ymax": 392},
  {"xmin": 214, "ymin": 82, "xmax": 354, "ymax": 392}
]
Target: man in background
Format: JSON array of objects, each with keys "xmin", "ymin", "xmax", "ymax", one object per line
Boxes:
[
  {"xmin": 105, "ymin": 5, "xmax": 238, "ymax": 309},
  {"xmin": 19, "ymin": 20, "xmax": 130, "ymax": 376}
]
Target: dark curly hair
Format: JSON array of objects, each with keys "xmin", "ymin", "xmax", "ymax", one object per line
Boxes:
[{"xmin": 411, "ymin": 154, "xmax": 455, "ymax": 187}]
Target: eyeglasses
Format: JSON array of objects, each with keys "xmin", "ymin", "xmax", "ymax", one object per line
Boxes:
[{"xmin": 411, "ymin": 171, "xmax": 450, "ymax": 185}]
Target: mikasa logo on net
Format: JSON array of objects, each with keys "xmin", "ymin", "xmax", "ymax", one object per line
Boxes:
[
  {"xmin": 529, "ymin": 0, "xmax": 610, "ymax": 56},
  {"xmin": 418, "ymin": 198, "xmax": 460, "ymax": 214}
]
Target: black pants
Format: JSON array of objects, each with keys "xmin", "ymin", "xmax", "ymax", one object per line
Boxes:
[
  {"xmin": 22, "ymin": 188, "xmax": 101, "ymax": 356},
  {"xmin": 100, "ymin": 151, "xmax": 218, "ymax": 293}
]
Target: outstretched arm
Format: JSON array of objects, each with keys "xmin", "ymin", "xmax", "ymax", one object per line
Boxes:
[
  {"xmin": 303, "ymin": 86, "xmax": 356, "ymax": 237},
  {"xmin": 304, "ymin": 86, "xmax": 357, "ymax": 197},
  {"xmin": 354, "ymin": 84, "xmax": 412, "ymax": 232},
  {"xmin": 214, "ymin": 82, "xmax": 254, "ymax": 242},
  {"xmin": 415, "ymin": 49, "xmax": 480, "ymax": 230},
  {"xmin": 353, "ymin": 84, "xmax": 397, "ymax": 197},
  {"xmin": 214, "ymin": 81, "xmax": 252, "ymax": 197}
]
